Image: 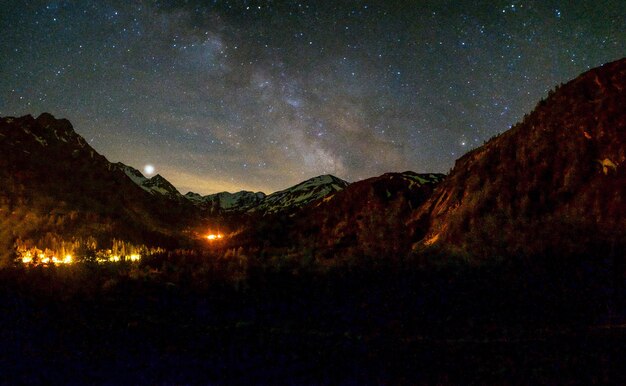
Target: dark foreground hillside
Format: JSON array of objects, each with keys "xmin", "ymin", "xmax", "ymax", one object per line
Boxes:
[{"xmin": 1, "ymin": 253, "xmax": 625, "ymax": 384}]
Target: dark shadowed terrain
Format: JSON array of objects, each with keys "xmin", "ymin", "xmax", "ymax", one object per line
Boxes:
[{"xmin": 1, "ymin": 252, "xmax": 626, "ymax": 384}]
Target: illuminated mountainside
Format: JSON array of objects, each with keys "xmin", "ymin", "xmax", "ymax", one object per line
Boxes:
[
  {"xmin": 295, "ymin": 172, "xmax": 444, "ymax": 259},
  {"xmin": 411, "ymin": 58, "xmax": 626, "ymax": 259}
]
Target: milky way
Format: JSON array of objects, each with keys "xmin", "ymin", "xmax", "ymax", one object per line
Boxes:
[{"xmin": 1, "ymin": 1, "xmax": 624, "ymax": 194}]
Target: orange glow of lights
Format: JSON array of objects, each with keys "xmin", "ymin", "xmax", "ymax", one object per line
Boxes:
[
  {"xmin": 22, "ymin": 252, "xmax": 33, "ymax": 264},
  {"xmin": 206, "ymin": 233, "xmax": 224, "ymax": 241}
]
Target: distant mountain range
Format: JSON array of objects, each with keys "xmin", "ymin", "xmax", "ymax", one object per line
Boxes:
[
  {"xmin": 183, "ymin": 174, "xmax": 348, "ymax": 214},
  {"xmin": 1, "ymin": 57, "xmax": 624, "ymax": 263},
  {"xmin": 115, "ymin": 161, "xmax": 350, "ymax": 215}
]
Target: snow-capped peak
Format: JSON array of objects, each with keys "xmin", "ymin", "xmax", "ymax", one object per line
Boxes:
[
  {"xmin": 252, "ymin": 174, "xmax": 349, "ymax": 214},
  {"xmin": 183, "ymin": 175, "xmax": 349, "ymax": 214},
  {"xmin": 117, "ymin": 163, "xmax": 148, "ymax": 185},
  {"xmin": 116, "ymin": 163, "xmax": 182, "ymax": 198}
]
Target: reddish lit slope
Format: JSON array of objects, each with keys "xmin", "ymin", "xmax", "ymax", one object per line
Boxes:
[
  {"xmin": 412, "ymin": 58, "xmax": 626, "ymax": 259},
  {"xmin": 300, "ymin": 172, "xmax": 444, "ymax": 260}
]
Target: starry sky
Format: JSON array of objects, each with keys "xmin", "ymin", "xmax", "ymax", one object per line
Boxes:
[{"xmin": 1, "ymin": 1, "xmax": 625, "ymax": 194}]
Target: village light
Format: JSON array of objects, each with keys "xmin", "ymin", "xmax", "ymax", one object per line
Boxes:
[
  {"xmin": 22, "ymin": 252, "xmax": 33, "ymax": 264},
  {"xmin": 206, "ymin": 233, "xmax": 224, "ymax": 241}
]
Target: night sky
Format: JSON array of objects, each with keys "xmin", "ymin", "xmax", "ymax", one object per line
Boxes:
[{"xmin": 1, "ymin": 1, "xmax": 624, "ymax": 194}]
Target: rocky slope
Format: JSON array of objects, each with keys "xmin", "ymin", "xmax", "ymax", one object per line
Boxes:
[{"xmin": 412, "ymin": 58, "xmax": 626, "ymax": 259}]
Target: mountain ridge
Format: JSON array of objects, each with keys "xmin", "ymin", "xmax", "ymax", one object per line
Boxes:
[
  {"xmin": 184, "ymin": 190, "xmax": 266, "ymax": 212},
  {"xmin": 182, "ymin": 174, "xmax": 349, "ymax": 214}
]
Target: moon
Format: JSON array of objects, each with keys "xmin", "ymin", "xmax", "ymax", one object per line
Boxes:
[{"xmin": 143, "ymin": 164, "xmax": 155, "ymax": 175}]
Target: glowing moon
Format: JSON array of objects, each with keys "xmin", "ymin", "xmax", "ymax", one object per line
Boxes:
[{"xmin": 144, "ymin": 164, "xmax": 155, "ymax": 175}]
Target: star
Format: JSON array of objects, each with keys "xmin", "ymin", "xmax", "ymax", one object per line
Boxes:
[{"xmin": 144, "ymin": 165, "xmax": 155, "ymax": 176}]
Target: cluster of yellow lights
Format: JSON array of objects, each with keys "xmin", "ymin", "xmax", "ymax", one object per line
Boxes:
[
  {"xmin": 21, "ymin": 252, "xmax": 72, "ymax": 265},
  {"xmin": 20, "ymin": 251, "xmax": 142, "ymax": 265},
  {"xmin": 105, "ymin": 254, "xmax": 141, "ymax": 262},
  {"xmin": 206, "ymin": 234, "xmax": 224, "ymax": 241},
  {"xmin": 21, "ymin": 253, "xmax": 33, "ymax": 264}
]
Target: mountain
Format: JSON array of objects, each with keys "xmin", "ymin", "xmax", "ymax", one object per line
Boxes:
[
  {"xmin": 116, "ymin": 163, "xmax": 183, "ymax": 200},
  {"xmin": 297, "ymin": 172, "xmax": 444, "ymax": 259},
  {"xmin": 0, "ymin": 113, "xmax": 199, "ymax": 262},
  {"xmin": 184, "ymin": 190, "xmax": 266, "ymax": 212},
  {"xmin": 234, "ymin": 172, "xmax": 444, "ymax": 258},
  {"xmin": 254, "ymin": 174, "xmax": 349, "ymax": 214},
  {"xmin": 411, "ymin": 58, "xmax": 626, "ymax": 259},
  {"xmin": 184, "ymin": 174, "xmax": 348, "ymax": 215}
]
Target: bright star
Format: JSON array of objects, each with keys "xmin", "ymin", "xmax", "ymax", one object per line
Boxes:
[{"xmin": 144, "ymin": 164, "xmax": 155, "ymax": 175}]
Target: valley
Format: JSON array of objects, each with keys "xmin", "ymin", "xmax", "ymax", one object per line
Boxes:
[{"xmin": 1, "ymin": 57, "xmax": 624, "ymax": 384}]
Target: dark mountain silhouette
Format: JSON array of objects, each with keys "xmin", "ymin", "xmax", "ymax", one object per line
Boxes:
[{"xmin": 411, "ymin": 58, "xmax": 626, "ymax": 260}]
